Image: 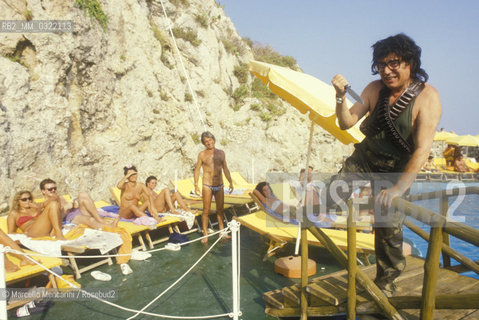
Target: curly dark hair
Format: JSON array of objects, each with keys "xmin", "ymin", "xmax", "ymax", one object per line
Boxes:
[
  {"xmin": 123, "ymin": 165, "xmax": 137, "ymax": 176},
  {"xmin": 371, "ymin": 33, "xmax": 428, "ymax": 82},
  {"xmin": 254, "ymin": 181, "xmax": 271, "ymax": 197},
  {"xmin": 145, "ymin": 176, "xmax": 157, "ymax": 185}
]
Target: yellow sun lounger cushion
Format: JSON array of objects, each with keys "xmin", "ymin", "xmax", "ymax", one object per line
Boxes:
[
  {"xmin": 5, "ymin": 250, "xmax": 63, "ymax": 284},
  {"xmin": 235, "ymin": 210, "xmax": 375, "ymax": 253}
]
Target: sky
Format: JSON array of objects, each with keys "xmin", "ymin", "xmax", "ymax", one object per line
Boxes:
[{"xmin": 219, "ymin": 0, "xmax": 479, "ymax": 135}]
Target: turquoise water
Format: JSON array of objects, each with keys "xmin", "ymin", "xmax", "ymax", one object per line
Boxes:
[{"xmin": 407, "ymin": 181, "xmax": 479, "ymax": 279}]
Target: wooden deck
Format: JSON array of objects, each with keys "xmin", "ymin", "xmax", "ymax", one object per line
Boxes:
[{"xmin": 264, "ymin": 255, "xmax": 479, "ymax": 319}]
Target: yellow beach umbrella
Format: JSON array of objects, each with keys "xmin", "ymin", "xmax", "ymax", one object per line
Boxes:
[
  {"xmin": 248, "ymin": 60, "xmax": 364, "ymax": 145},
  {"xmin": 248, "ymin": 60, "xmax": 365, "ymax": 255},
  {"xmin": 434, "ymin": 131, "xmax": 457, "ymax": 141},
  {"xmin": 445, "ymin": 134, "xmax": 479, "ymax": 147}
]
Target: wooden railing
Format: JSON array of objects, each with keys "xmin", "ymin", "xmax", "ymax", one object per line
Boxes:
[{"xmin": 299, "ymin": 186, "xmax": 479, "ymax": 320}]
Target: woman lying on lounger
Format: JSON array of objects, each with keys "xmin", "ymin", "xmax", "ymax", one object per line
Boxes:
[
  {"xmin": 254, "ymin": 182, "xmax": 335, "ymax": 226},
  {"xmin": 145, "ymin": 176, "xmax": 197, "ymax": 215},
  {"xmin": 8, "ymin": 190, "xmax": 66, "ymax": 240},
  {"xmin": 117, "ymin": 165, "xmax": 164, "ymax": 223}
]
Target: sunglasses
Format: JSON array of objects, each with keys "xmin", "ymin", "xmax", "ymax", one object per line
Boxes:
[
  {"xmin": 46, "ymin": 187, "xmax": 57, "ymax": 192},
  {"xmin": 20, "ymin": 196, "xmax": 33, "ymax": 202},
  {"xmin": 373, "ymin": 59, "xmax": 401, "ymax": 73}
]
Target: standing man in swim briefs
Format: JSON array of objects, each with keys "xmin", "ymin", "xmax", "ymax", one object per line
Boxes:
[
  {"xmin": 194, "ymin": 131, "xmax": 234, "ymax": 244},
  {"xmin": 328, "ymin": 34, "xmax": 441, "ymax": 296}
]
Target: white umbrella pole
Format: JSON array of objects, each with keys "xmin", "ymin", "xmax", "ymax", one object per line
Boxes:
[{"xmin": 295, "ymin": 121, "xmax": 315, "ymax": 255}]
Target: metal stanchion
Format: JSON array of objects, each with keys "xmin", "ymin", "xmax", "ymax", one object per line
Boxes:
[{"xmin": 229, "ymin": 221, "xmax": 242, "ymax": 320}]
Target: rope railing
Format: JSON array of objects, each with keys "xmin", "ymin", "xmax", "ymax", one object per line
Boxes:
[{"xmin": 1, "ymin": 222, "xmax": 242, "ymax": 320}]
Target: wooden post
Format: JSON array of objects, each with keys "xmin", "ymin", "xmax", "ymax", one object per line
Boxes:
[
  {"xmin": 398, "ymin": 198, "xmax": 479, "ymax": 247},
  {"xmin": 439, "ymin": 196, "xmax": 451, "ymax": 267},
  {"xmin": 347, "ymin": 201, "xmax": 357, "ymax": 320},
  {"xmin": 420, "ymin": 224, "xmax": 444, "ymax": 320},
  {"xmin": 403, "ymin": 219, "xmax": 479, "ymax": 274},
  {"xmin": 300, "ymin": 227, "xmax": 309, "ymax": 320},
  {"xmin": 308, "ymin": 227, "xmax": 404, "ymax": 320}
]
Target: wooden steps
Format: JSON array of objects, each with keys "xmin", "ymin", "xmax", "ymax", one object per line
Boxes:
[{"xmin": 264, "ymin": 255, "xmax": 479, "ymax": 319}]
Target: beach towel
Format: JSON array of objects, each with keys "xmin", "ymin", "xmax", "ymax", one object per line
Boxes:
[
  {"xmin": 168, "ymin": 232, "xmax": 189, "ymax": 244},
  {"xmin": 99, "ymin": 206, "xmax": 168, "ymax": 227},
  {"xmin": 67, "ymin": 228, "xmax": 123, "ymax": 254},
  {"xmin": 101, "ymin": 225, "xmax": 132, "ymax": 264},
  {"xmin": 7, "ymin": 226, "xmax": 122, "ymax": 257},
  {"xmin": 160, "ymin": 209, "xmax": 195, "ymax": 229},
  {"xmin": 132, "ymin": 216, "xmax": 158, "ymax": 228},
  {"xmin": 7, "ymin": 233, "xmax": 67, "ymax": 257}
]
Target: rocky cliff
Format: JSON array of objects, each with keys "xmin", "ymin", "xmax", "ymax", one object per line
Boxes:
[{"xmin": 0, "ymin": 0, "xmax": 352, "ymax": 211}]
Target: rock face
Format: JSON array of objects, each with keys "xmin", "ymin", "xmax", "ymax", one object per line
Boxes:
[{"xmin": 0, "ymin": 0, "xmax": 351, "ymax": 211}]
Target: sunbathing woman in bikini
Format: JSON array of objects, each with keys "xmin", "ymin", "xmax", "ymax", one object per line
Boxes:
[
  {"xmin": 7, "ymin": 190, "xmax": 66, "ymax": 240},
  {"xmin": 145, "ymin": 176, "xmax": 197, "ymax": 215},
  {"xmin": 254, "ymin": 182, "xmax": 335, "ymax": 226},
  {"xmin": 253, "ymin": 182, "xmax": 297, "ymax": 217},
  {"xmin": 117, "ymin": 165, "xmax": 164, "ymax": 223}
]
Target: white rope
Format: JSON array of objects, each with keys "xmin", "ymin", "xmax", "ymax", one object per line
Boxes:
[
  {"xmin": 3, "ymin": 229, "xmax": 239, "ymax": 319},
  {"xmin": 157, "ymin": 0, "xmax": 207, "ymax": 132},
  {"xmin": 127, "ymin": 230, "xmax": 228, "ymax": 319}
]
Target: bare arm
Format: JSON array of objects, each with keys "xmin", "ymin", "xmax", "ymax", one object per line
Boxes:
[
  {"xmin": 253, "ymin": 190, "xmax": 267, "ymax": 204},
  {"xmin": 7, "ymin": 211, "xmax": 18, "ymax": 233},
  {"xmin": 193, "ymin": 153, "xmax": 202, "ymax": 195},
  {"xmin": 141, "ymin": 183, "xmax": 158, "ymax": 216},
  {"xmin": 331, "ymin": 75, "xmax": 372, "ymax": 129},
  {"xmin": 377, "ymin": 86, "xmax": 442, "ymax": 207},
  {"xmin": 117, "ymin": 171, "xmax": 135, "ymax": 190},
  {"xmin": 222, "ymin": 151, "xmax": 234, "ymax": 193},
  {"xmin": 43, "ymin": 194, "xmax": 64, "ymax": 214}
]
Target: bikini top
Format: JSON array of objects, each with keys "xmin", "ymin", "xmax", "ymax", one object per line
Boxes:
[{"xmin": 17, "ymin": 211, "xmax": 40, "ymax": 227}]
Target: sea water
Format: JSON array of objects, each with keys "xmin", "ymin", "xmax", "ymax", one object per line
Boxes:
[{"xmin": 407, "ymin": 181, "xmax": 479, "ymax": 279}]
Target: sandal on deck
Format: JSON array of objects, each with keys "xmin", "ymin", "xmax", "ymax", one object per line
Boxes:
[
  {"xmin": 120, "ymin": 263, "xmax": 133, "ymax": 275},
  {"xmin": 91, "ymin": 271, "xmax": 112, "ymax": 281}
]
